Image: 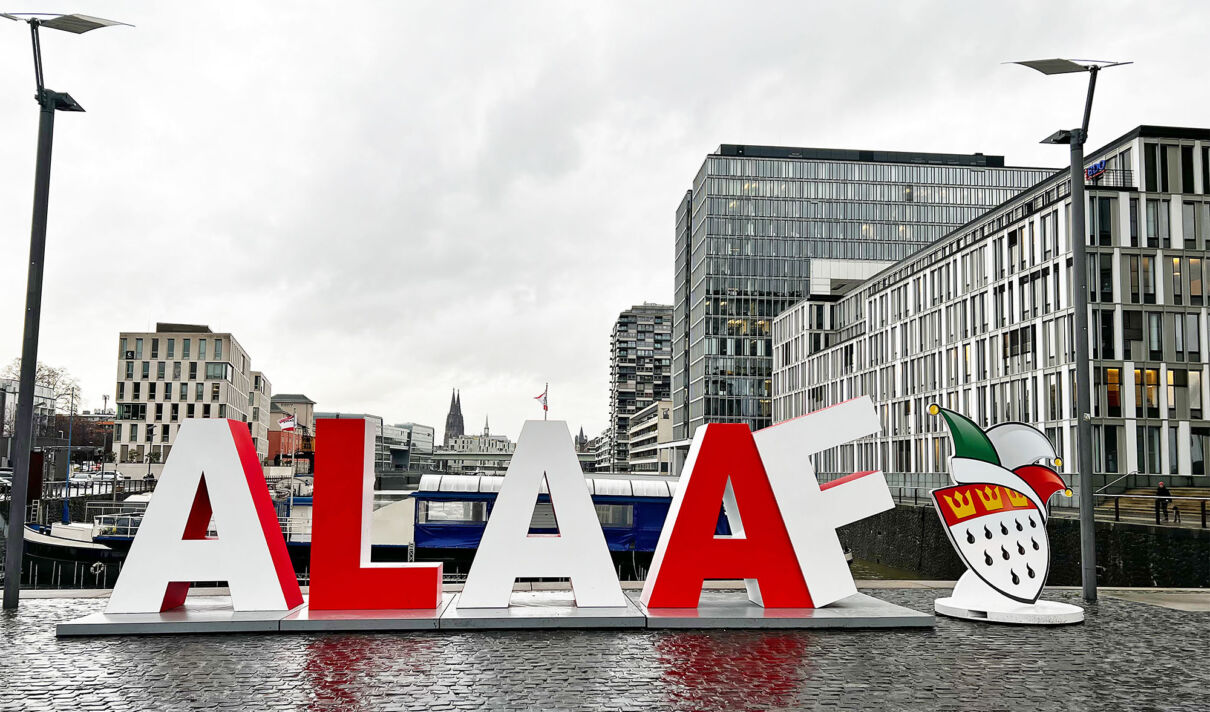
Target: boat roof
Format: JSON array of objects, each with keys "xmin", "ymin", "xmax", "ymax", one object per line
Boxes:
[{"xmin": 416, "ymin": 473, "xmax": 679, "ymax": 497}]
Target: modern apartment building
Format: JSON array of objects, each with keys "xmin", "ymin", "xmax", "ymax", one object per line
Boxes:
[
  {"xmin": 626, "ymin": 399, "xmax": 673, "ymax": 474},
  {"xmin": 673, "ymin": 144, "xmax": 1055, "ymax": 439},
  {"xmin": 112, "ymin": 323, "xmax": 272, "ymax": 465},
  {"xmin": 608, "ymin": 303, "xmax": 672, "ymax": 471},
  {"xmin": 397, "ymin": 422, "xmax": 436, "ymax": 471},
  {"xmin": 590, "ymin": 428, "xmax": 610, "ymax": 473},
  {"xmin": 772, "ymin": 126, "xmax": 1210, "ymax": 494}
]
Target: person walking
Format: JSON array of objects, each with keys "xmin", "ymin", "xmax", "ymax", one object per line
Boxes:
[{"xmin": 1156, "ymin": 481, "xmax": 1173, "ymax": 523}]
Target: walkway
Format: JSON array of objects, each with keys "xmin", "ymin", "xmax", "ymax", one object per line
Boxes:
[{"xmin": 1, "ymin": 585, "xmax": 1208, "ymax": 710}]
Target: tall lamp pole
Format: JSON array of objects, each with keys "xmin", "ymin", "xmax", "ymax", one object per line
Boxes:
[
  {"xmin": 62, "ymin": 386, "xmax": 74, "ymax": 524},
  {"xmin": 1012, "ymin": 58, "xmax": 1131, "ymax": 603},
  {"xmin": 1, "ymin": 12, "xmax": 130, "ymax": 610}
]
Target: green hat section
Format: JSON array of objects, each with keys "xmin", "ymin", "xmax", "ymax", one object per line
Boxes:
[{"xmin": 928, "ymin": 404, "xmax": 1001, "ymax": 466}]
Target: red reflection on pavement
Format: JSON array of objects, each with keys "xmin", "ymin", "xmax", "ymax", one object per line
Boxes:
[
  {"xmin": 303, "ymin": 635, "xmax": 436, "ymax": 711},
  {"xmin": 656, "ymin": 632, "xmax": 811, "ymax": 710}
]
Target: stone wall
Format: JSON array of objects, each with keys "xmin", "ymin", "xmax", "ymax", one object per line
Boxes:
[{"xmin": 841, "ymin": 503, "xmax": 1210, "ymax": 588}]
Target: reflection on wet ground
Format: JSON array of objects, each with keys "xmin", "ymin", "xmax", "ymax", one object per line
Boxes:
[{"xmin": 3, "ymin": 588, "xmax": 1209, "ymax": 711}]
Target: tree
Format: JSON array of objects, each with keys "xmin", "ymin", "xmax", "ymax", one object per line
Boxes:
[
  {"xmin": 2, "ymin": 358, "xmax": 83, "ymax": 438},
  {"xmin": 2, "ymin": 358, "xmax": 82, "ymax": 410}
]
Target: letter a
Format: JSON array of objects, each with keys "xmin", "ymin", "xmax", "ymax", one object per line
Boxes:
[
  {"xmin": 107, "ymin": 420, "xmax": 303, "ymax": 613},
  {"xmin": 309, "ymin": 417, "xmax": 443, "ymax": 609},
  {"xmin": 640, "ymin": 423, "xmax": 811, "ymax": 608},
  {"xmin": 458, "ymin": 420, "xmax": 626, "ymax": 608}
]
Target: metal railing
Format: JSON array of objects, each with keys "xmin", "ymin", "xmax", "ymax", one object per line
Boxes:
[
  {"xmin": 880, "ymin": 481, "xmax": 1210, "ymax": 529},
  {"xmin": 1086, "ymin": 168, "xmax": 1134, "ymax": 189},
  {"xmin": 1095, "ymin": 492, "xmax": 1210, "ymax": 528},
  {"xmin": 37, "ymin": 477, "xmax": 156, "ymax": 499}
]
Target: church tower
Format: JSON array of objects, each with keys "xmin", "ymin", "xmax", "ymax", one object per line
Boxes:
[{"xmin": 443, "ymin": 388, "xmax": 465, "ymax": 446}]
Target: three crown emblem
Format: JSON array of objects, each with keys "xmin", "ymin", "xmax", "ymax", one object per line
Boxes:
[{"xmin": 944, "ymin": 490, "xmax": 977, "ymax": 519}]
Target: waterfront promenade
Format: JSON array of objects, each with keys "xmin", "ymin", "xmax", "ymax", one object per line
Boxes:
[{"xmin": 2, "ymin": 583, "xmax": 1208, "ymax": 711}]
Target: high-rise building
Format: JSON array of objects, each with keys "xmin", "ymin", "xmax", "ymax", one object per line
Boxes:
[
  {"xmin": 443, "ymin": 389, "xmax": 465, "ymax": 446},
  {"xmin": 608, "ymin": 303, "xmax": 672, "ymax": 471},
  {"xmin": 673, "ymin": 145, "xmax": 1055, "ymax": 438},
  {"xmin": 112, "ymin": 323, "xmax": 272, "ymax": 465},
  {"xmin": 771, "ymin": 125, "xmax": 1210, "ymax": 494}
]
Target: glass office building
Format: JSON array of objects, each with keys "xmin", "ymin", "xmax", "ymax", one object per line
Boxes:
[{"xmin": 673, "ymin": 144, "xmax": 1055, "ymax": 438}]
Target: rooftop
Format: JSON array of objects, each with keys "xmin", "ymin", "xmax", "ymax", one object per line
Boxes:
[
  {"xmin": 271, "ymin": 394, "xmax": 316, "ymax": 405},
  {"xmin": 714, "ymin": 144, "xmax": 1010, "ymax": 168},
  {"xmin": 153, "ymin": 322, "xmax": 213, "ymax": 334}
]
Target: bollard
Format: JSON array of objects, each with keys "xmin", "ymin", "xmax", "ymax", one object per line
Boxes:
[
  {"xmin": 1202, "ymin": 500, "xmax": 1206, "ymax": 529},
  {"xmin": 1115, "ymin": 497, "xmax": 1120, "ymax": 522}
]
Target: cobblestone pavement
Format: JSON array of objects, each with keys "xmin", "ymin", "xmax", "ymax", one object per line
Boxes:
[{"xmin": 1, "ymin": 588, "xmax": 1207, "ymax": 711}]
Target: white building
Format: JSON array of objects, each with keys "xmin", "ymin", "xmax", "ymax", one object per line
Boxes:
[
  {"xmin": 0, "ymin": 378, "xmax": 57, "ymax": 468},
  {"xmin": 112, "ymin": 323, "xmax": 272, "ymax": 465},
  {"xmin": 626, "ymin": 399, "xmax": 673, "ymax": 474},
  {"xmin": 772, "ymin": 125, "xmax": 1210, "ymax": 493},
  {"xmin": 433, "ymin": 418, "xmax": 515, "ymax": 475}
]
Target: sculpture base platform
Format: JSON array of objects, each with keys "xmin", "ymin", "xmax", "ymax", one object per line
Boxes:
[
  {"xmin": 279, "ymin": 594, "xmax": 454, "ymax": 632},
  {"xmin": 441, "ymin": 591, "xmax": 646, "ymax": 629},
  {"xmin": 634, "ymin": 591, "xmax": 934, "ymax": 629},
  {"xmin": 56, "ymin": 591, "xmax": 935, "ymax": 635},
  {"xmin": 934, "ymin": 596, "xmax": 1084, "ymax": 625},
  {"xmin": 56, "ymin": 596, "xmax": 301, "ymax": 637}
]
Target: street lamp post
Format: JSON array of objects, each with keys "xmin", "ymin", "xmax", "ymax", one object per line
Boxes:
[
  {"xmin": 1, "ymin": 12, "xmax": 130, "ymax": 610},
  {"xmin": 1013, "ymin": 58, "xmax": 1131, "ymax": 603},
  {"xmin": 62, "ymin": 386, "xmax": 74, "ymax": 524}
]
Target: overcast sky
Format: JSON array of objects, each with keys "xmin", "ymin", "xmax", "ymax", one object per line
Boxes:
[{"xmin": 0, "ymin": 1, "xmax": 1205, "ymax": 441}]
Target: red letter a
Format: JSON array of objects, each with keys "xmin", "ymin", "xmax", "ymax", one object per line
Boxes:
[
  {"xmin": 640, "ymin": 423, "xmax": 811, "ymax": 608},
  {"xmin": 309, "ymin": 418, "xmax": 442, "ymax": 609}
]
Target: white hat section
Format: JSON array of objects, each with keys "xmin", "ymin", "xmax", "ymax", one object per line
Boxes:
[{"xmin": 985, "ymin": 422, "xmax": 1059, "ymax": 471}]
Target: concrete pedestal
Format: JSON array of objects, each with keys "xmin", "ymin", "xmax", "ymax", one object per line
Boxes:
[
  {"xmin": 441, "ymin": 591, "xmax": 646, "ymax": 629},
  {"xmin": 56, "ymin": 596, "xmax": 299, "ymax": 637},
  {"xmin": 934, "ymin": 596, "xmax": 1084, "ymax": 625},
  {"xmin": 635, "ymin": 591, "xmax": 934, "ymax": 629},
  {"xmin": 280, "ymin": 594, "xmax": 454, "ymax": 632}
]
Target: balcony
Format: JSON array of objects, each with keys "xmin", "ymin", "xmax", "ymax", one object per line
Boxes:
[{"xmin": 1086, "ymin": 169, "xmax": 1133, "ymax": 190}]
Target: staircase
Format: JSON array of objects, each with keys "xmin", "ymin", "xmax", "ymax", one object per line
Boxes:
[{"xmin": 1098, "ymin": 487, "xmax": 1210, "ymax": 524}]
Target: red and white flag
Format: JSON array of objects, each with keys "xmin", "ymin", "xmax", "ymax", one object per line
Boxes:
[
  {"xmin": 278, "ymin": 415, "xmax": 296, "ymax": 431},
  {"xmin": 534, "ymin": 384, "xmax": 548, "ymax": 412}
]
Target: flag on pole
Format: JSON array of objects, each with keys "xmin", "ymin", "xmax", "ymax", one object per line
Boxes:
[
  {"xmin": 534, "ymin": 383, "xmax": 548, "ymax": 418},
  {"xmin": 278, "ymin": 415, "xmax": 297, "ymax": 431}
]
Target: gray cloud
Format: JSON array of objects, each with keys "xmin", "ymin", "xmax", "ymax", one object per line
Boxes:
[{"xmin": 0, "ymin": 0, "xmax": 1204, "ymax": 441}]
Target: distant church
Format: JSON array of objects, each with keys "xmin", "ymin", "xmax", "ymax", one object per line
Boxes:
[{"xmin": 443, "ymin": 389, "xmax": 465, "ymax": 447}]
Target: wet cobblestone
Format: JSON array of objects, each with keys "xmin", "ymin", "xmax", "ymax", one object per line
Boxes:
[{"xmin": 1, "ymin": 589, "xmax": 1207, "ymax": 711}]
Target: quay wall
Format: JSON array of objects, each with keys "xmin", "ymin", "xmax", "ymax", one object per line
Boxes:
[{"xmin": 841, "ymin": 503, "xmax": 1210, "ymax": 588}]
